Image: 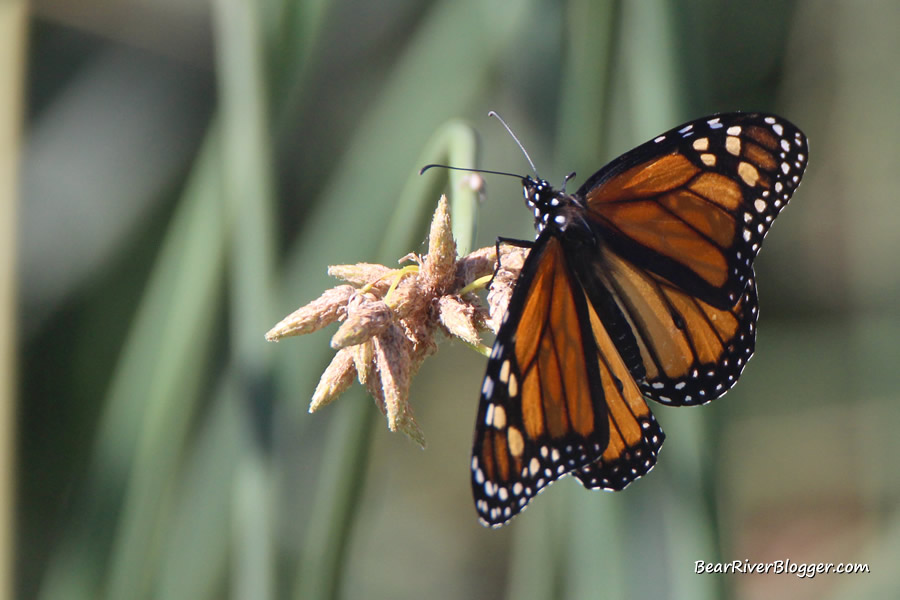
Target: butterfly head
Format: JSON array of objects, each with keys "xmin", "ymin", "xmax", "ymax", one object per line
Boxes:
[{"xmin": 522, "ymin": 175, "xmax": 580, "ymax": 236}]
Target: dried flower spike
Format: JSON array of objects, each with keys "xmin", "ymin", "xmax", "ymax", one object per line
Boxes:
[{"xmin": 266, "ymin": 196, "xmax": 525, "ymax": 447}]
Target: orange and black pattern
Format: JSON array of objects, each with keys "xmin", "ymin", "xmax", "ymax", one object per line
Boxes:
[{"xmin": 473, "ymin": 113, "xmax": 808, "ymax": 527}]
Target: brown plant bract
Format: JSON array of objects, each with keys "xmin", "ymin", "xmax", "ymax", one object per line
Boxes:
[{"xmin": 266, "ymin": 196, "xmax": 529, "ymax": 447}]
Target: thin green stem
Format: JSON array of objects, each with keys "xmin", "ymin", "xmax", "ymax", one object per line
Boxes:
[
  {"xmin": 459, "ymin": 274, "xmax": 492, "ymax": 296},
  {"xmin": 0, "ymin": 4, "xmax": 25, "ymax": 600}
]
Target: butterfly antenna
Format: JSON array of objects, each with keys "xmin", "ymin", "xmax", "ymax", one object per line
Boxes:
[
  {"xmin": 419, "ymin": 164, "xmax": 524, "ymax": 179},
  {"xmin": 488, "ymin": 111, "xmax": 539, "ymax": 177}
]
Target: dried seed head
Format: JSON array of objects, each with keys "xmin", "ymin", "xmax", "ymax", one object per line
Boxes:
[
  {"xmin": 331, "ymin": 293, "xmax": 393, "ymax": 349},
  {"xmin": 486, "ymin": 245, "xmax": 528, "ymax": 333},
  {"xmin": 265, "ymin": 285, "xmax": 355, "ymax": 341},
  {"xmin": 422, "ymin": 195, "xmax": 458, "ymax": 293},
  {"xmin": 456, "ymin": 245, "xmax": 497, "ymax": 289},
  {"xmin": 373, "ymin": 324, "xmax": 425, "ymax": 447},
  {"xmin": 310, "ymin": 348, "xmax": 357, "ymax": 412},
  {"xmin": 328, "ymin": 263, "xmax": 394, "ymax": 289},
  {"xmin": 267, "ymin": 196, "xmax": 515, "ymax": 446},
  {"xmin": 438, "ymin": 295, "xmax": 485, "ymax": 346},
  {"xmin": 351, "ymin": 341, "xmax": 381, "ymax": 408}
]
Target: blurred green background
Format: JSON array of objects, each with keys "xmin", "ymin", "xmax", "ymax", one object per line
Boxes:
[{"xmin": 8, "ymin": 0, "xmax": 900, "ymax": 598}]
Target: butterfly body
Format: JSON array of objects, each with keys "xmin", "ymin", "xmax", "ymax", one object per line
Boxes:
[
  {"xmin": 522, "ymin": 175, "xmax": 589, "ymax": 237},
  {"xmin": 472, "ymin": 113, "xmax": 808, "ymax": 527}
]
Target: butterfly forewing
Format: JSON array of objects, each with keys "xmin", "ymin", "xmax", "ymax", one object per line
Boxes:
[
  {"xmin": 580, "ymin": 113, "xmax": 808, "ymax": 309},
  {"xmin": 472, "ymin": 236, "xmax": 610, "ymax": 527}
]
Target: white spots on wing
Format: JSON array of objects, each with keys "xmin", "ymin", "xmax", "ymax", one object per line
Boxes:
[
  {"xmin": 726, "ymin": 136, "xmax": 741, "ymax": 156},
  {"xmin": 499, "ymin": 360, "xmax": 510, "ymax": 384},
  {"xmin": 507, "ymin": 426, "xmax": 524, "ymax": 456},
  {"xmin": 482, "ymin": 376, "xmax": 494, "ymax": 399},
  {"xmin": 492, "ymin": 405, "xmax": 507, "ymax": 429},
  {"xmin": 738, "ymin": 161, "xmax": 759, "ymax": 187}
]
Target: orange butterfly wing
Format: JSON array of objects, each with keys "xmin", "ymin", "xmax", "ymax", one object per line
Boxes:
[
  {"xmin": 577, "ymin": 114, "xmax": 806, "ymax": 405},
  {"xmin": 471, "ymin": 113, "xmax": 807, "ymax": 525},
  {"xmin": 472, "ymin": 236, "xmax": 664, "ymax": 526},
  {"xmin": 594, "ymin": 250, "xmax": 758, "ymax": 405},
  {"xmin": 581, "ymin": 114, "xmax": 807, "ymax": 309}
]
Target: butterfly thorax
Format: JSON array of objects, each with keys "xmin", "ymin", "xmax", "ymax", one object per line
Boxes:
[{"xmin": 522, "ymin": 175, "xmax": 592, "ymax": 242}]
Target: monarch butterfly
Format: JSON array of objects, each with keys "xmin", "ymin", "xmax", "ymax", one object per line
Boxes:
[{"xmin": 459, "ymin": 112, "xmax": 808, "ymax": 527}]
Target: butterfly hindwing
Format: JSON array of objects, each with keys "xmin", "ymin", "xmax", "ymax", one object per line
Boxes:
[
  {"xmin": 594, "ymin": 250, "xmax": 760, "ymax": 405},
  {"xmin": 569, "ymin": 262, "xmax": 666, "ymax": 490}
]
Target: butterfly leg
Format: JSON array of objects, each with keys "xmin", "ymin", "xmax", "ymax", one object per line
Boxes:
[{"xmin": 492, "ymin": 236, "xmax": 533, "ymax": 285}]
